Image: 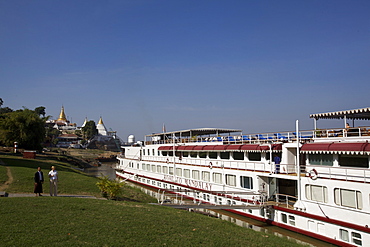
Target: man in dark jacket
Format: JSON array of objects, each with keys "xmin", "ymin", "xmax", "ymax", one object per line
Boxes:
[{"xmin": 34, "ymin": 167, "xmax": 44, "ymax": 196}]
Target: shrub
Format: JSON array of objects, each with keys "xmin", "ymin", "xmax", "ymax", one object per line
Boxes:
[{"xmin": 96, "ymin": 175, "xmax": 124, "ymax": 200}]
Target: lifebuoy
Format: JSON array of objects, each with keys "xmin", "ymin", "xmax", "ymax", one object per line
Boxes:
[
  {"xmin": 308, "ymin": 169, "xmax": 318, "ymax": 180},
  {"xmin": 209, "ymin": 162, "xmax": 213, "ymax": 169}
]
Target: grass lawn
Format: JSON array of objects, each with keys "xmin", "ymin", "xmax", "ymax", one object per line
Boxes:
[
  {"xmin": 0, "ymin": 152, "xmax": 304, "ymax": 246},
  {"xmin": 0, "ymin": 197, "xmax": 304, "ymax": 247},
  {"xmin": 0, "ymin": 154, "xmax": 101, "ymax": 196}
]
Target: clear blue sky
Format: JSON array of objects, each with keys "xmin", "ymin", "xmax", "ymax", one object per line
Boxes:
[{"xmin": 1, "ymin": 0, "xmax": 369, "ymax": 141}]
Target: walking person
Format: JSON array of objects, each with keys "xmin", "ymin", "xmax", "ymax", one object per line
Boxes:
[
  {"xmin": 34, "ymin": 167, "xmax": 44, "ymax": 196},
  {"xmin": 48, "ymin": 166, "xmax": 58, "ymax": 196}
]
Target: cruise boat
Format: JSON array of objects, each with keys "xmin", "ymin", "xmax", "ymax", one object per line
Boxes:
[{"xmin": 116, "ymin": 107, "xmax": 370, "ymax": 247}]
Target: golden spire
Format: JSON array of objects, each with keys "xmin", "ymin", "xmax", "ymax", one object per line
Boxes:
[
  {"xmin": 57, "ymin": 106, "xmax": 67, "ymax": 122},
  {"xmin": 98, "ymin": 116, "xmax": 104, "ymax": 125}
]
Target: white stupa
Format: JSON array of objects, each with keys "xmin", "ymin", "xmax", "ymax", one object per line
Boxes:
[
  {"xmin": 81, "ymin": 117, "xmax": 88, "ymax": 128},
  {"xmin": 96, "ymin": 117, "xmax": 108, "ymax": 136}
]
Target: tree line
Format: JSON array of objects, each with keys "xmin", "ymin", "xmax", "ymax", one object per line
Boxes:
[{"xmin": 0, "ymin": 98, "xmax": 98, "ymax": 151}]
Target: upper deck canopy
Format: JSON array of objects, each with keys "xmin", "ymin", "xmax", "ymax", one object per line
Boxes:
[
  {"xmin": 147, "ymin": 128, "xmax": 242, "ymax": 137},
  {"xmin": 310, "ymin": 107, "xmax": 370, "ymax": 120}
]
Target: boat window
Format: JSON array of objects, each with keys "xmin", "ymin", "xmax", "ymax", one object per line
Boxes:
[
  {"xmin": 240, "ymin": 176, "xmax": 253, "ymax": 189},
  {"xmin": 340, "ymin": 229, "xmax": 349, "ymax": 242},
  {"xmin": 151, "ymin": 165, "xmax": 156, "ymax": 172},
  {"xmin": 162, "ymin": 151, "xmax": 168, "ymax": 156},
  {"xmin": 248, "ymin": 152, "xmax": 261, "ymax": 161},
  {"xmin": 339, "ymin": 155, "xmax": 368, "ymax": 168},
  {"xmin": 233, "ymin": 152, "xmax": 244, "ymax": 160},
  {"xmin": 309, "ymin": 154, "xmax": 333, "ymax": 166},
  {"xmin": 143, "ymin": 149, "xmax": 145, "ymax": 155},
  {"xmin": 305, "ymin": 185, "xmax": 328, "ymax": 203},
  {"xmin": 334, "ymin": 188, "xmax": 362, "ymax": 209},
  {"xmin": 146, "ymin": 164, "xmax": 150, "ymax": 171},
  {"xmin": 183, "ymin": 152, "xmax": 189, "ymax": 157},
  {"xmin": 208, "ymin": 152, "xmax": 217, "ymax": 159},
  {"xmin": 220, "ymin": 152, "xmax": 230, "ymax": 160},
  {"xmin": 352, "ymin": 232, "xmax": 362, "ymax": 246},
  {"xmin": 142, "ymin": 163, "xmax": 146, "ymax": 170},
  {"xmin": 213, "ymin": 173, "xmax": 222, "ymax": 183},
  {"xmin": 176, "ymin": 168, "xmax": 182, "ymax": 176},
  {"xmin": 192, "ymin": 170, "xmax": 200, "ymax": 180},
  {"xmin": 199, "ymin": 152, "xmax": 207, "ymax": 159},
  {"xmin": 157, "ymin": 165, "xmax": 161, "ymax": 173},
  {"xmin": 183, "ymin": 169, "xmax": 190, "ymax": 178},
  {"xmin": 163, "ymin": 166, "xmax": 168, "ymax": 174},
  {"xmin": 169, "ymin": 167, "xmax": 174, "ymax": 175},
  {"xmin": 190, "ymin": 152, "xmax": 197, "ymax": 158},
  {"xmin": 152, "ymin": 149, "xmax": 155, "ymax": 156},
  {"xmin": 289, "ymin": 215, "xmax": 295, "ymax": 226},
  {"xmin": 225, "ymin": 174, "xmax": 236, "ymax": 186},
  {"xmin": 202, "ymin": 171, "xmax": 210, "ymax": 182}
]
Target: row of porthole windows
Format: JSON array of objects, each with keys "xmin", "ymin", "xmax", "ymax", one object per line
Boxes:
[
  {"xmin": 136, "ymin": 177, "xmax": 241, "ymax": 206},
  {"xmin": 305, "ymin": 184, "xmax": 364, "ymax": 210},
  {"xmin": 129, "ymin": 161, "xmax": 253, "ymax": 189}
]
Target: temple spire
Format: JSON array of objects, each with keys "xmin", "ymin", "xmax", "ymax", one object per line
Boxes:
[
  {"xmin": 57, "ymin": 106, "xmax": 67, "ymax": 122},
  {"xmin": 96, "ymin": 116, "xmax": 107, "ymax": 136}
]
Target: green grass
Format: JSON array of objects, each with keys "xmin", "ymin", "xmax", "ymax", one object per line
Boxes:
[
  {"xmin": 0, "ymin": 164, "xmax": 7, "ymax": 184},
  {"xmin": 0, "ymin": 154, "xmax": 101, "ymax": 196},
  {"xmin": 0, "ymin": 153, "xmax": 304, "ymax": 246},
  {"xmin": 0, "ymin": 197, "xmax": 303, "ymax": 247}
]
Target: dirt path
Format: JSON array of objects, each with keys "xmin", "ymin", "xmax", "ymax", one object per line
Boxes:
[{"xmin": 0, "ymin": 159, "xmax": 13, "ymax": 191}]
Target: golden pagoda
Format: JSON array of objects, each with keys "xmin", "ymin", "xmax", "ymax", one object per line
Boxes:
[{"xmin": 57, "ymin": 106, "xmax": 67, "ymax": 122}]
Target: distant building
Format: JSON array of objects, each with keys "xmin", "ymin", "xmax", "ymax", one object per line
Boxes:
[
  {"xmin": 56, "ymin": 134, "xmax": 81, "ymax": 148},
  {"xmin": 46, "ymin": 106, "xmax": 121, "ymax": 150},
  {"xmin": 46, "ymin": 106, "xmax": 77, "ymax": 132}
]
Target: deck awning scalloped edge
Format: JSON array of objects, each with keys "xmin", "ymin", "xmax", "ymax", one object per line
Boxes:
[
  {"xmin": 310, "ymin": 107, "xmax": 370, "ymax": 120},
  {"xmin": 301, "ymin": 142, "xmax": 370, "ymax": 155}
]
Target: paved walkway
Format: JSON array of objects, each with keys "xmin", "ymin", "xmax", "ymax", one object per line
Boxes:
[{"xmin": 4, "ymin": 193, "xmax": 99, "ymax": 199}]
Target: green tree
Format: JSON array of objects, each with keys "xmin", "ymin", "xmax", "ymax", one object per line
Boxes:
[
  {"xmin": 34, "ymin": 106, "xmax": 46, "ymax": 117},
  {"xmin": 44, "ymin": 125, "xmax": 60, "ymax": 147},
  {"xmin": 0, "ymin": 107, "xmax": 13, "ymax": 115},
  {"xmin": 82, "ymin": 120, "xmax": 97, "ymax": 140},
  {"xmin": 0, "ymin": 108, "xmax": 46, "ymax": 150},
  {"xmin": 0, "ymin": 98, "xmax": 13, "ymax": 115}
]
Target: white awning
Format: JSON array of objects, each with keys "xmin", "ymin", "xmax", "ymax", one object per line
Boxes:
[{"xmin": 310, "ymin": 107, "xmax": 370, "ymax": 120}]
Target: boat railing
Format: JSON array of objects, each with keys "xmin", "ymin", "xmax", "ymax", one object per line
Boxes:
[
  {"xmin": 306, "ymin": 165, "xmax": 370, "ymax": 183},
  {"xmin": 313, "ymin": 126, "xmax": 370, "ymax": 138},
  {"xmin": 272, "ymin": 193, "xmax": 297, "ymax": 209},
  {"xmin": 144, "ymin": 126, "xmax": 370, "ymax": 145},
  {"xmin": 142, "ymin": 155, "xmax": 299, "ymax": 174}
]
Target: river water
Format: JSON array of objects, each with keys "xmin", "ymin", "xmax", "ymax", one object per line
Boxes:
[{"xmin": 85, "ymin": 163, "xmax": 336, "ymax": 247}]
